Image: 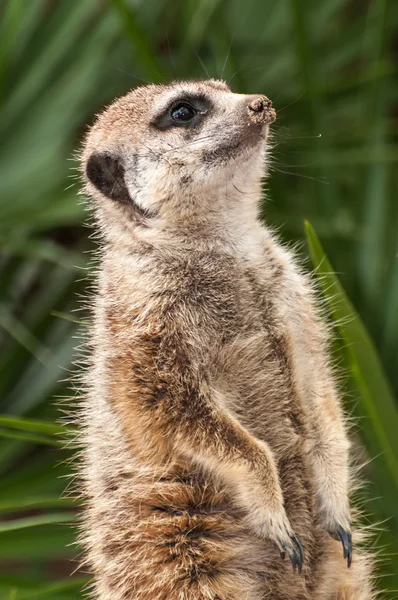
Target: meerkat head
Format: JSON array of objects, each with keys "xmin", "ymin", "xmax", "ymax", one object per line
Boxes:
[{"xmin": 82, "ymin": 79, "xmax": 276, "ymax": 237}]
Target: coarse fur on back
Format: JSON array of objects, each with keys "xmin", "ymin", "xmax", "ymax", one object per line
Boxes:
[{"xmin": 77, "ymin": 78, "xmax": 375, "ymax": 599}]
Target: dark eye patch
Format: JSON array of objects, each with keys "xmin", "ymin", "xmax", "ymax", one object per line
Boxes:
[{"xmin": 152, "ymin": 95, "xmax": 211, "ymax": 130}]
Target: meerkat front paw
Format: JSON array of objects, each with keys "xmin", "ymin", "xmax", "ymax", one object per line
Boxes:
[{"xmin": 252, "ymin": 509, "xmax": 304, "ymax": 573}]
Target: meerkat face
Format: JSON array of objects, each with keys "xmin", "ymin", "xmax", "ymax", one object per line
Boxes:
[{"xmin": 83, "ymin": 79, "xmax": 276, "ymax": 224}]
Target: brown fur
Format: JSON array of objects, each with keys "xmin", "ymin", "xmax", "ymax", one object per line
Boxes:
[{"xmin": 77, "ymin": 79, "xmax": 374, "ymax": 599}]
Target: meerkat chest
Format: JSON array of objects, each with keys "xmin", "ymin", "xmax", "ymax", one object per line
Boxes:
[{"xmin": 235, "ymin": 246, "xmax": 319, "ymax": 421}]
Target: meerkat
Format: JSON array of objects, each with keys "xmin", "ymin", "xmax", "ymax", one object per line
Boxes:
[{"xmin": 78, "ymin": 79, "xmax": 374, "ymax": 600}]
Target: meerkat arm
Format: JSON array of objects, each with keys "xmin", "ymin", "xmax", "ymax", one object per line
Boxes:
[
  {"xmin": 308, "ymin": 374, "xmax": 352, "ymax": 565},
  {"xmin": 290, "ymin": 282, "xmax": 352, "ymax": 566},
  {"xmin": 106, "ymin": 316, "xmax": 304, "ymax": 572}
]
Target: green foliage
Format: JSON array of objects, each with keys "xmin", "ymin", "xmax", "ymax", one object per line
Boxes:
[{"xmin": 0, "ymin": 0, "xmax": 396, "ymax": 596}]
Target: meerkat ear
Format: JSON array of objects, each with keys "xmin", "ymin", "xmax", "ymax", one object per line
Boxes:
[{"xmin": 86, "ymin": 153, "xmax": 131, "ymax": 204}]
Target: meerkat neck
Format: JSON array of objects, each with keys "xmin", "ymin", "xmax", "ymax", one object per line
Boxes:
[
  {"xmin": 142, "ymin": 178, "xmax": 264, "ymax": 248},
  {"xmin": 142, "ymin": 208, "xmax": 264, "ymax": 255}
]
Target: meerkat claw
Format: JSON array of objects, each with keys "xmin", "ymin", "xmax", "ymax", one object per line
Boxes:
[
  {"xmin": 275, "ymin": 535, "xmax": 304, "ymax": 574},
  {"xmin": 329, "ymin": 525, "xmax": 352, "ymax": 568},
  {"xmin": 292, "ymin": 534, "xmax": 304, "ymax": 566}
]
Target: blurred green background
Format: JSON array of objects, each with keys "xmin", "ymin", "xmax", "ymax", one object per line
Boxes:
[{"xmin": 0, "ymin": 0, "xmax": 397, "ymax": 597}]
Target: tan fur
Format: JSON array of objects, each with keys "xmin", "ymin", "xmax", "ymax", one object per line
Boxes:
[{"xmin": 77, "ymin": 79, "xmax": 374, "ymax": 599}]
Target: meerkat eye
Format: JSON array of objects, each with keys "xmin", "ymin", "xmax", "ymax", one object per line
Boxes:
[
  {"xmin": 170, "ymin": 102, "xmax": 197, "ymax": 122},
  {"xmin": 152, "ymin": 95, "xmax": 210, "ymax": 130}
]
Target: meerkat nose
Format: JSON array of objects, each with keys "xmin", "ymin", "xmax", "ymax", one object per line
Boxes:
[
  {"xmin": 247, "ymin": 96, "xmax": 270, "ymax": 113},
  {"xmin": 246, "ymin": 95, "xmax": 276, "ymax": 125}
]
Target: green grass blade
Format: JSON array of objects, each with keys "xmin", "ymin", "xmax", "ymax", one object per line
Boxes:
[
  {"xmin": 0, "ymin": 416, "xmax": 65, "ymax": 436},
  {"xmin": 0, "ymin": 496, "xmax": 77, "ymax": 513},
  {"xmin": 0, "ymin": 514, "xmax": 76, "ymax": 533},
  {"xmin": 0, "ymin": 429, "xmax": 61, "ymax": 447},
  {"xmin": 304, "ymin": 220, "xmax": 398, "ymax": 490}
]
